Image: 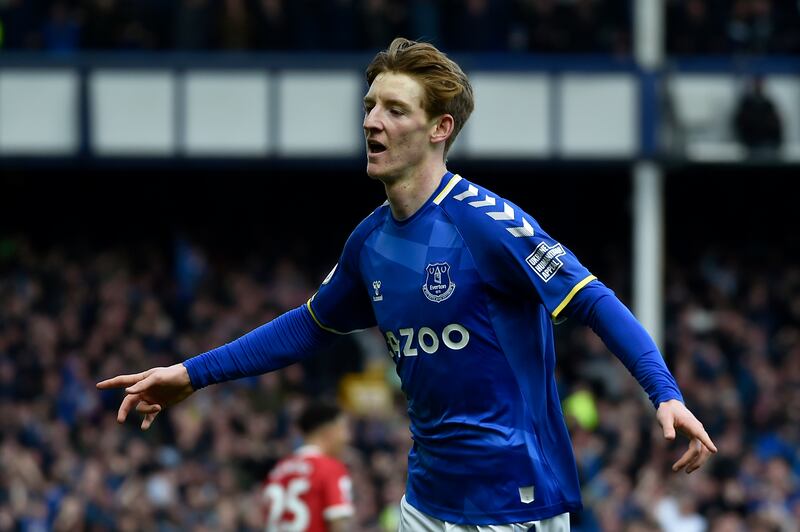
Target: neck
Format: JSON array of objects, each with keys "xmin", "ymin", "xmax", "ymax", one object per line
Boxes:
[
  {"xmin": 305, "ymin": 437, "xmax": 331, "ymax": 457},
  {"xmin": 383, "ymin": 160, "xmax": 448, "ymax": 221}
]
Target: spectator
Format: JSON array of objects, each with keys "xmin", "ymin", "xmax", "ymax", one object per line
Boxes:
[
  {"xmin": 286, "ymin": 0, "xmax": 326, "ymax": 50},
  {"xmin": 116, "ymin": 0, "xmax": 159, "ymax": 50},
  {"xmin": 0, "ymin": 0, "xmax": 44, "ymax": 49},
  {"xmin": 326, "ymin": 0, "xmax": 359, "ymax": 50},
  {"xmin": 667, "ymin": 0, "xmax": 728, "ymax": 55},
  {"xmin": 254, "ymin": 0, "xmax": 290, "ymax": 50},
  {"xmin": 217, "ymin": 0, "xmax": 254, "ymax": 50},
  {"xmin": 359, "ymin": 0, "xmax": 407, "ymax": 51},
  {"xmin": 81, "ymin": 0, "xmax": 125, "ymax": 49},
  {"xmin": 746, "ymin": 0, "xmax": 777, "ymax": 54},
  {"xmin": 408, "ymin": 0, "xmax": 441, "ymax": 49},
  {"xmin": 653, "ymin": 489, "xmax": 707, "ymax": 532},
  {"xmin": 563, "ymin": 0, "xmax": 613, "ymax": 54},
  {"xmin": 447, "ymin": 0, "xmax": 510, "ymax": 51},
  {"xmin": 732, "ymin": 76, "xmax": 783, "ymax": 156},
  {"xmin": 172, "ymin": 0, "xmax": 213, "ymax": 50},
  {"xmin": 517, "ymin": 0, "xmax": 569, "ymax": 53},
  {"xmin": 772, "ymin": 1, "xmax": 800, "ymax": 54},
  {"xmin": 42, "ymin": 1, "xmax": 80, "ymax": 53},
  {"xmin": 727, "ymin": 0, "xmax": 777, "ymax": 55}
]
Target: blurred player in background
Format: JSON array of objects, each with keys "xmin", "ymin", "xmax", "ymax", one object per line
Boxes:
[
  {"xmin": 98, "ymin": 38, "xmax": 717, "ymax": 531},
  {"xmin": 263, "ymin": 401, "xmax": 353, "ymax": 532}
]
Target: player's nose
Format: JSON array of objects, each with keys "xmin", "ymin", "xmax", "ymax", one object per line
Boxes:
[{"xmin": 363, "ymin": 108, "xmax": 382, "ymax": 132}]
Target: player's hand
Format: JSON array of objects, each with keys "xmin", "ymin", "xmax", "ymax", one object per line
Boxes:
[
  {"xmin": 96, "ymin": 363, "xmax": 195, "ymax": 430},
  {"xmin": 656, "ymin": 399, "xmax": 717, "ymax": 474}
]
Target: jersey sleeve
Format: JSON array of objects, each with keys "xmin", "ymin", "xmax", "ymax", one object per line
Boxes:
[
  {"xmin": 320, "ymin": 461, "xmax": 354, "ymax": 521},
  {"xmin": 445, "ymin": 186, "xmax": 595, "ymax": 320},
  {"xmin": 307, "ymin": 214, "xmax": 379, "ymax": 334}
]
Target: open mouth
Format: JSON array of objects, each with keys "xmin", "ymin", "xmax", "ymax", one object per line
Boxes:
[{"xmin": 367, "ymin": 140, "xmax": 387, "ymax": 154}]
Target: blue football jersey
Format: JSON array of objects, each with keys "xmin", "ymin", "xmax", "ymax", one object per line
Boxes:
[{"xmin": 308, "ymin": 172, "xmax": 595, "ymax": 524}]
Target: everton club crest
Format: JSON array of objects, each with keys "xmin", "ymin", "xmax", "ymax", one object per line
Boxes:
[{"xmin": 422, "ymin": 262, "xmax": 455, "ymax": 303}]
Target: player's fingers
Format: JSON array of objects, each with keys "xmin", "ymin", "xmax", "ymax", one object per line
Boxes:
[
  {"xmin": 693, "ymin": 425, "xmax": 718, "ymax": 454},
  {"xmin": 98, "ymin": 367, "xmax": 158, "ymax": 389},
  {"xmin": 659, "ymin": 411, "xmax": 676, "ymax": 441},
  {"xmin": 672, "ymin": 439, "xmax": 701, "ymax": 472},
  {"xmin": 97, "ymin": 371, "xmax": 150, "ymax": 389},
  {"xmin": 117, "ymin": 393, "xmax": 141, "ymax": 423},
  {"xmin": 135, "ymin": 401, "xmax": 162, "ymax": 415},
  {"xmin": 125, "ymin": 373, "xmax": 157, "ymax": 395},
  {"xmin": 682, "ymin": 441, "xmax": 702, "ymax": 473},
  {"xmin": 676, "ymin": 415, "xmax": 718, "ymax": 454},
  {"xmin": 685, "ymin": 443, "xmax": 712, "ymax": 474},
  {"xmin": 141, "ymin": 411, "xmax": 159, "ymax": 431}
]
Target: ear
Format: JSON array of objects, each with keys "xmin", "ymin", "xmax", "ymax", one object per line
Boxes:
[{"xmin": 430, "ymin": 114, "xmax": 455, "ymax": 146}]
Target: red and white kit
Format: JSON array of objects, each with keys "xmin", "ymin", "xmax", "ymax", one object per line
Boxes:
[{"xmin": 263, "ymin": 445, "xmax": 353, "ymax": 532}]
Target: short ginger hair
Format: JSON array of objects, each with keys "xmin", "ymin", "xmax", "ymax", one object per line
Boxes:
[{"xmin": 366, "ymin": 38, "xmax": 474, "ymax": 156}]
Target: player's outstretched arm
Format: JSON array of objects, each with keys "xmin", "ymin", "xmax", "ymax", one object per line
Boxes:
[
  {"xmin": 96, "ymin": 363, "xmax": 194, "ymax": 430},
  {"xmin": 96, "ymin": 305, "xmax": 337, "ymax": 430},
  {"xmin": 565, "ymin": 281, "xmax": 717, "ymax": 473},
  {"xmin": 656, "ymin": 399, "xmax": 717, "ymax": 474}
]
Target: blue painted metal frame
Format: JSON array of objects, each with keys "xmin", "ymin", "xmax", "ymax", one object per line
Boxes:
[
  {"xmin": 0, "ymin": 51, "xmax": 641, "ymax": 71},
  {"xmin": 668, "ymin": 55, "xmax": 800, "ymax": 75}
]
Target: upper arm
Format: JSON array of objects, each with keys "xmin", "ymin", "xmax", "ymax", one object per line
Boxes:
[
  {"xmin": 446, "ymin": 192, "xmax": 595, "ymax": 320},
  {"xmin": 308, "ymin": 222, "xmax": 378, "ymax": 334},
  {"xmin": 320, "ymin": 462, "xmax": 354, "ymax": 526}
]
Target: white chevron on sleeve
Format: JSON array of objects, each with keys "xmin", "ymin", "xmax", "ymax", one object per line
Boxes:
[
  {"xmin": 469, "ymin": 195, "xmax": 496, "ymax": 208},
  {"xmin": 452, "ymin": 183, "xmax": 533, "ymax": 237},
  {"xmin": 506, "ymin": 218, "xmax": 534, "ymax": 238},
  {"xmin": 453, "ymin": 184, "xmax": 478, "ymax": 201},
  {"xmin": 486, "ymin": 202, "xmax": 515, "ymax": 221}
]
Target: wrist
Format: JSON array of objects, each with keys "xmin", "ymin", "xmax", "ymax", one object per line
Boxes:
[
  {"xmin": 173, "ymin": 363, "xmax": 191, "ymax": 385},
  {"xmin": 658, "ymin": 398, "xmax": 684, "ymax": 409}
]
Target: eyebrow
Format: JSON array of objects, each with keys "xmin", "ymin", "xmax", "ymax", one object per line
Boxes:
[{"xmin": 363, "ymin": 96, "xmax": 412, "ymax": 110}]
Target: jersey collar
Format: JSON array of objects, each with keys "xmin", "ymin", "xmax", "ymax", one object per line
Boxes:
[{"xmin": 296, "ymin": 444, "xmax": 323, "ymax": 456}]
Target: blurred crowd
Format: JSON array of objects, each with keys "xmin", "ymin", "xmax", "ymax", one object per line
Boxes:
[
  {"xmin": 562, "ymin": 249, "xmax": 800, "ymax": 531},
  {"xmin": 666, "ymin": 0, "xmax": 800, "ymax": 56},
  {"xmin": 1, "ymin": 0, "xmax": 799, "ymax": 55},
  {"xmin": 0, "ymin": 0, "xmax": 628, "ymax": 54},
  {"xmin": 1, "ymin": 233, "xmax": 799, "ymax": 532}
]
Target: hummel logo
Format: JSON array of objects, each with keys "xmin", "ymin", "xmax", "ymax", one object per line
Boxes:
[{"xmin": 372, "ymin": 280, "xmax": 383, "ymax": 302}]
